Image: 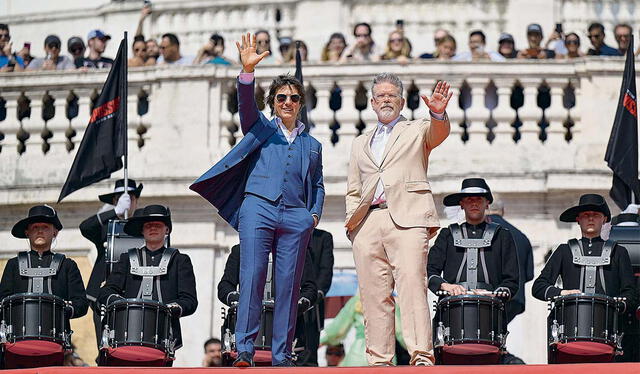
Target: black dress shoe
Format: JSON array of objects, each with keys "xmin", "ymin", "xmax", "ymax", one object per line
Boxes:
[
  {"xmin": 233, "ymin": 352, "xmax": 254, "ymax": 367},
  {"xmin": 273, "ymin": 358, "xmax": 295, "ymax": 367}
]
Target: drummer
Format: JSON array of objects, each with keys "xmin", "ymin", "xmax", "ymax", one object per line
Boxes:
[
  {"xmin": 80, "ymin": 178, "xmax": 142, "ymax": 345},
  {"xmin": 532, "ymin": 194, "xmax": 637, "ymax": 309},
  {"xmin": 97, "ymin": 205, "xmax": 198, "ymax": 363},
  {"xmin": 0, "ymin": 205, "xmax": 88, "ymax": 321},
  {"xmin": 427, "ymin": 178, "xmax": 520, "ymax": 363},
  {"xmin": 427, "ymin": 178, "xmax": 519, "ymax": 298}
]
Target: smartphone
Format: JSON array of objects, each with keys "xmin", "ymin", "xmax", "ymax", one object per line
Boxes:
[
  {"xmin": 24, "ymin": 42, "xmax": 31, "ymax": 49},
  {"xmin": 555, "ymin": 23, "xmax": 563, "ymax": 34},
  {"xmin": 396, "ymin": 19, "xmax": 404, "ymax": 30}
]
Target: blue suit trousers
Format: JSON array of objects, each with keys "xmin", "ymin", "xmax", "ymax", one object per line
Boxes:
[{"xmin": 235, "ymin": 193, "xmax": 314, "ymax": 363}]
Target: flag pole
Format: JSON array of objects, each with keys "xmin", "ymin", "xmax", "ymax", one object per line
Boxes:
[{"xmin": 122, "ymin": 31, "xmax": 129, "ymax": 219}]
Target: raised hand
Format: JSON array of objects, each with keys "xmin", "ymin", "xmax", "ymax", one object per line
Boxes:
[
  {"xmin": 421, "ymin": 81, "xmax": 453, "ymax": 115},
  {"xmin": 235, "ymin": 32, "xmax": 270, "ymax": 73}
]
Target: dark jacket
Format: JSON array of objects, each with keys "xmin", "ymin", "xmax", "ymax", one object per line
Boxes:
[
  {"xmin": 427, "ymin": 222, "xmax": 520, "ymax": 298},
  {"xmin": 587, "ymin": 44, "xmax": 622, "ymax": 56},
  {"xmin": 487, "ymin": 214, "xmax": 534, "ymax": 322},
  {"xmin": 532, "ymin": 237, "xmax": 638, "ymax": 311},
  {"xmin": 80, "ymin": 209, "xmax": 119, "ymax": 300},
  {"xmin": 0, "ymin": 250, "xmax": 89, "ymax": 324},
  {"xmin": 98, "ymin": 246, "xmax": 198, "ymax": 349},
  {"xmin": 218, "ymin": 244, "xmax": 317, "ymax": 307}
]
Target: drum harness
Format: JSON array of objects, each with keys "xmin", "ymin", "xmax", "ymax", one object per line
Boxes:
[
  {"xmin": 550, "ymin": 239, "xmax": 623, "ymax": 349},
  {"xmin": 0, "ymin": 252, "xmax": 71, "ymax": 346},
  {"xmin": 436, "ymin": 223, "xmax": 507, "ymax": 347},
  {"xmin": 102, "ymin": 247, "xmax": 177, "ymax": 355}
]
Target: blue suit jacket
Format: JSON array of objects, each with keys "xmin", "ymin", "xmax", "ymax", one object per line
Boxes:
[{"xmin": 190, "ymin": 78, "xmax": 324, "ymax": 231}]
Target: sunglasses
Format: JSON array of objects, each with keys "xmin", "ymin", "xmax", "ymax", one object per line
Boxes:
[
  {"xmin": 355, "ymin": 33, "xmax": 370, "ymax": 38},
  {"xmin": 588, "ymin": 34, "xmax": 603, "ymax": 39},
  {"xmin": 0, "ymin": 33, "xmax": 10, "ymax": 40},
  {"xmin": 276, "ymin": 94, "xmax": 301, "ymax": 103},
  {"xmin": 134, "ymin": 47, "xmax": 147, "ymax": 52},
  {"xmin": 70, "ymin": 47, "xmax": 83, "ymax": 54},
  {"xmin": 565, "ymin": 40, "xmax": 579, "ymax": 45},
  {"xmin": 257, "ymin": 40, "xmax": 270, "ymax": 45},
  {"xmin": 47, "ymin": 43, "xmax": 61, "ymax": 49},
  {"xmin": 390, "ymin": 38, "xmax": 403, "ymax": 43}
]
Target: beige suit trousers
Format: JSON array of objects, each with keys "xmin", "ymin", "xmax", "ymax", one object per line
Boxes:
[{"xmin": 351, "ymin": 208, "xmax": 434, "ymax": 365}]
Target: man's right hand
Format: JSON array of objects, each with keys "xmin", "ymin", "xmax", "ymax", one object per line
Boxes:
[
  {"xmin": 560, "ymin": 289, "xmax": 581, "ymax": 296},
  {"xmin": 440, "ymin": 283, "xmax": 467, "ymax": 296},
  {"xmin": 2, "ymin": 41, "xmax": 12, "ymax": 57},
  {"xmin": 235, "ymin": 32, "xmax": 270, "ymax": 73}
]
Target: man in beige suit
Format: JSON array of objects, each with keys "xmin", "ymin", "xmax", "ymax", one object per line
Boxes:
[{"xmin": 345, "ymin": 73, "xmax": 452, "ymax": 366}]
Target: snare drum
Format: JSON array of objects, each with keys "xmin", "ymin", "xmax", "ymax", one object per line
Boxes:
[
  {"xmin": 0, "ymin": 293, "xmax": 70, "ymax": 368},
  {"xmin": 102, "ymin": 298, "xmax": 173, "ymax": 353},
  {"xmin": 548, "ymin": 294, "xmax": 622, "ymax": 363},
  {"xmin": 105, "ymin": 220, "xmax": 145, "ymax": 272},
  {"xmin": 0, "ymin": 293, "xmax": 69, "ymax": 346},
  {"xmin": 434, "ymin": 294, "xmax": 506, "ymax": 365},
  {"xmin": 221, "ymin": 301, "xmax": 274, "ymax": 366}
]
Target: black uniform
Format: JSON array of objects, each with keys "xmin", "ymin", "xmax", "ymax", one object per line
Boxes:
[
  {"xmin": 80, "ymin": 209, "xmax": 119, "ymax": 345},
  {"xmin": 427, "ymin": 222, "xmax": 520, "ymax": 297},
  {"xmin": 80, "ymin": 209, "xmax": 119, "ymax": 301},
  {"xmin": 532, "ymin": 237, "xmax": 637, "ymax": 307},
  {"xmin": 487, "ymin": 214, "xmax": 534, "ymax": 323},
  {"xmin": 218, "ymin": 244, "xmax": 317, "ymax": 307},
  {"xmin": 98, "ymin": 246, "xmax": 198, "ymax": 349},
  {"xmin": 0, "ymin": 250, "xmax": 89, "ymax": 325},
  {"xmin": 301, "ymin": 229, "xmax": 334, "ymax": 366}
]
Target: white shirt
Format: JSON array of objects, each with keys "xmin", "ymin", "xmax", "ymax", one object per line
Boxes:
[
  {"xmin": 275, "ymin": 117, "xmax": 305, "ymax": 144},
  {"xmin": 369, "ymin": 112, "xmax": 445, "ymax": 205},
  {"xmin": 370, "ymin": 116, "xmax": 402, "ymax": 204}
]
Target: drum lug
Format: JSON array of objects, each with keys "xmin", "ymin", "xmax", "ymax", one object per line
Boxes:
[
  {"xmin": 613, "ymin": 332, "xmax": 625, "ymax": 353},
  {"xmin": 499, "ymin": 330, "xmax": 509, "ymax": 347},
  {"xmin": 223, "ymin": 328, "xmax": 233, "ymax": 351},
  {"xmin": 101, "ymin": 325, "xmax": 111, "ymax": 349},
  {"xmin": 435, "ymin": 322, "xmax": 447, "ymax": 347},
  {"xmin": 550, "ymin": 320, "xmax": 560, "ymax": 344},
  {"xmin": 0, "ymin": 320, "xmax": 7, "ymax": 344}
]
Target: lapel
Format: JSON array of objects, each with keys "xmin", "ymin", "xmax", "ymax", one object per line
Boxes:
[
  {"xmin": 380, "ymin": 116, "xmax": 409, "ymax": 165},
  {"xmin": 301, "ymin": 132, "xmax": 310, "ymax": 178},
  {"xmin": 363, "ymin": 128, "xmax": 378, "ymax": 165}
]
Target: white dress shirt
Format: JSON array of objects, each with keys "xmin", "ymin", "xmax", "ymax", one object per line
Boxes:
[{"xmin": 370, "ymin": 116, "xmax": 402, "ymax": 204}]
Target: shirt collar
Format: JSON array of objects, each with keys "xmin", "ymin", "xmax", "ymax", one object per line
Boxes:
[
  {"xmin": 275, "ymin": 117, "xmax": 306, "ymax": 135},
  {"xmin": 376, "ymin": 116, "xmax": 402, "ymax": 132}
]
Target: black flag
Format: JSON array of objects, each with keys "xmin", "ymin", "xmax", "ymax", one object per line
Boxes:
[
  {"xmin": 294, "ymin": 41, "xmax": 310, "ymax": 131},
  {"xmin": 605, "ymin": 35, "xmax": 639, "ymax": 210},
  {"xmin": 58, "ymin": 36, "xmax": 128, "ymax": 203}
]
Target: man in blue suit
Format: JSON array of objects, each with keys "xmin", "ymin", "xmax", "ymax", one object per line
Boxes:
[{"xmin": 190, "ymin": 32, "xmax": 324, "ymax": 367}]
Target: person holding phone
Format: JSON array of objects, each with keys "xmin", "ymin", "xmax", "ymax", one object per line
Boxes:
[
  {"xmin": 545, "ymin": 23, "xmax": 568, "ymax": 57},
  {"xmin": 453, "ymin": 30, "xmax": 505, "ymax": 61},
  {"xmin": 0, "ymin": 24, "xmax": 24, "ymax": 72},
  {"xmin": 26, "ymin": 34, "xmax": 75, "ymax": 70},
  {"xmin": 517, "ymin": 24, "xmax": 556, "ymax": 59}
]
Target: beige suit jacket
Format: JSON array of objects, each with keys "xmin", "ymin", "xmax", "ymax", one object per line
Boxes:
[{"xmin": 345, "ymin": 114, "xmax": 450, "ymax": 236}]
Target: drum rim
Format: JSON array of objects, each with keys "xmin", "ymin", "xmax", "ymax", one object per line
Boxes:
[
  {"xmin": 441, "ymin": 338, "xmax": 503, "ymax": 347},
  {"xmin": 1, "ymin": 293, "xmax": 66, "ymax": 304},
  {"xmin": 553, "ymin": 293, "xmax": 617, "ymax": 303},
  {"xmin": 107, "ymin": 298, "xmax": 169, "ymax": 310},
  {"xmin": 438, "ymin": 294, "xmax": 503, "ymax": 304}
]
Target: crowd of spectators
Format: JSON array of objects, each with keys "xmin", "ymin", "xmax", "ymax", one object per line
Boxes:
[{"xmin": 1, "ymin": 3, "xmax": 639, "ymax": 74}]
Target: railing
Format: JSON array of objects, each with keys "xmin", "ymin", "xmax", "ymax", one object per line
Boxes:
[{"xmin": 0, "ymin": 58, "xmax": 627, "ymax": 197}]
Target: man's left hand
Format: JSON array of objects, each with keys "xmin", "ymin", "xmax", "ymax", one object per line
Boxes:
[{"xmin": 421, "ymin": 80, "xmax": 453, "ymax": 115}]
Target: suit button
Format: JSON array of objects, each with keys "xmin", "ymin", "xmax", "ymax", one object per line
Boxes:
[
  {"xmin": 286, "ymin": 163, "xmax": 290, "ymax": 166},
  {"xmin": 288, "ymin": 147, "xmax": 293, "ymax": 150},
  {"xmin": 284, "ymin": 179, "xmax": 288, "ymax": 182},
  {"xmin": 288, "ymin": 155, "xmax": 292, "ymax": 158},
  {"xmin": 224, "ymin": 165, "xmax": 229, "ymax": 168}
]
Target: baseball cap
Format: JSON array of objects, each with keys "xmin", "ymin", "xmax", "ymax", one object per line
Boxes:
[
  {"xmin": 87, "ymin": 29, "xmax": 111, "ymax": 41},
  {"xmin": 527, "ymin": 23, "xmax": 543, "ymax": 35},
  {"xmin": 67, "ymin": 36, "xmax": 84, "ymax": 50},
  {"xmin": 498, "ymin": 33, "xmax": 514, "ymax": 44},
  {"xmin": 44, "ymin": 35, "xmax": 61, "ymax": 47}
]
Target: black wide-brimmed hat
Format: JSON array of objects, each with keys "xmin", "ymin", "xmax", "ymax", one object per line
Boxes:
[
  {"xmin": 123, "ymin": 205, "xmax": 172, "ymax": 236},
  {"xmin": 11, "ymin": 205, "xmax": 63, "ymax": 238},
  {"xmin": 443, "ymin": 178, "xmax": 494, "ymax": 206},
  {"xmin": 612, "ymin": 213, "xmax": 640, "ymax": 226},
  {"xmin": 559, "ymin": 194, "xmax": 611, "ymax": 222},
  {"xmin": 98, "ymin": 179, "xmax": 143, "ymax": 204}
]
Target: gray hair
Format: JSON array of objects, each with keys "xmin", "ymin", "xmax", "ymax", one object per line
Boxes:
[
  {"xmin": 371, "ymin": 73, "xmax": 403, "ymax": 97},
  {"xmin": 488, "ymin": 195, "xmax": 504, "ymax": 216}
]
